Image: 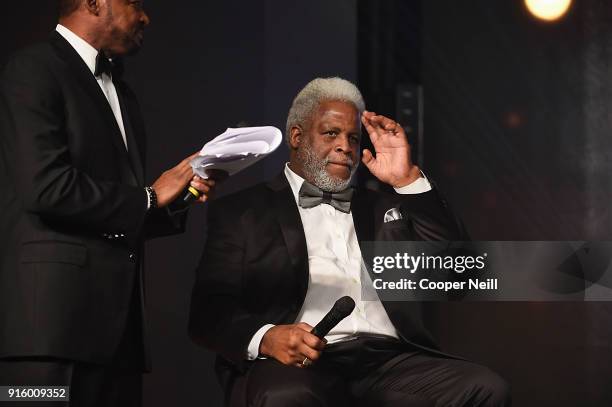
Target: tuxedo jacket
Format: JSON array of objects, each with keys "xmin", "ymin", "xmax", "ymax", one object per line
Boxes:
[
  {"xmin": 0, "ymin": 32, "xmax": 183, "ymax": 371},
  {"xmin": 189, "ymin": 172, "xmax": 467, "ymax": 386}
]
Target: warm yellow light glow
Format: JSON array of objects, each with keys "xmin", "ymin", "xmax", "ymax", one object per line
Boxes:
[{"xmin": 525, "ymin": 0, "xmax": 572, "ymax": 21}]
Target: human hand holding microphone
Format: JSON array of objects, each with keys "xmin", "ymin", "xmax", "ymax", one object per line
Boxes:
[
  {"xmin": 149, "ymin": 152, "xmax": 228, "ymax": 209},
  {"xmin": 260, "ymin": 297, "xmax": 356, "ymax": 368}
]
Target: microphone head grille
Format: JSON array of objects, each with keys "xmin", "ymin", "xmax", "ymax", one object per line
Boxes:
[{"xmin": 334, "ymin": 296, "xmax": 356, "ymax": 317}]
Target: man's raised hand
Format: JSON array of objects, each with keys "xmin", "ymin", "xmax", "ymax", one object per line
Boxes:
[{"xmin": 361, "ymin": 111, "xmax": 422, "ymax": 188}]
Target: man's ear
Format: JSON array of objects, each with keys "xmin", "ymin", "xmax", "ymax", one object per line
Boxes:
[
  {"xmin": 288, "ymin": 126, "xmax": 303, "ymax": 150},
  {"xmin": 85, "ymin": 0, "xmax": 101, "ymax": 15}
]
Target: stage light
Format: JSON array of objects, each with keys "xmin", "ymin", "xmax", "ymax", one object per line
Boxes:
[{"xmin": 524, "ymin": 0, "xmax": 572, "ymax": 21}]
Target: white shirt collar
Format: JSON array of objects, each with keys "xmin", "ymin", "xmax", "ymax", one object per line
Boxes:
[
  {"xmin": 284, "ymin": 163, "xmax": 305, "ymax": 204},
  {"xmin": 56, "ymin": 24, "xmax": 99, "ymax": 76}
]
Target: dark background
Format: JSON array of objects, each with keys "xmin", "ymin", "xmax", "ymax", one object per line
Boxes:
[{"xmin": 2, "ymin": 1, "xmax": 612, "ymax": 405}]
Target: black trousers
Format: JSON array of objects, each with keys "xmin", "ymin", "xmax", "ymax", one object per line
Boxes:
[
  {"xmin": 244, "ymin": 337, "xmax": 511, "ymax": 407},
  {"xmin": 0, "ymin": 282, "xmax": 144, "ymax": 407}
]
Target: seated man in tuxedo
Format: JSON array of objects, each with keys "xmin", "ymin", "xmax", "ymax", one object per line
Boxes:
[{"xmin": 189, "ymin": 77, "xmax": 511, "ymax": 406}]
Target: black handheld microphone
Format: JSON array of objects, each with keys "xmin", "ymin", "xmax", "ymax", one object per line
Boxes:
[
  {"xmin": 310, "ymin": 296, "xmax": 356, "ymax": 339},
  {"xmin": 161, "ymin": 187, "xmax": 200, "ymax": 212},
  {"xmin": 181, "ymin": 186, "xmax": 201, "ymax": 204}
]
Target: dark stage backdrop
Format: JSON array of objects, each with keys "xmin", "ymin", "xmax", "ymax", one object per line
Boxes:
[
  {"xmin": 419, "ymin": 0, "xmax": 612, "ymax": 406},
  {"xmin": 2, "ymin": 1, "xmax": 612, "ymax": 406}
]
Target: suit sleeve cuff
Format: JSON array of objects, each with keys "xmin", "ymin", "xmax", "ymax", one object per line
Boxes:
[
  {"xmin": 394, "ymin": 171, "xmax": 432, "ymax": 194},
  {"xmin": 246, "ymin": 324, "xmax": 275, "ymax": 360}
]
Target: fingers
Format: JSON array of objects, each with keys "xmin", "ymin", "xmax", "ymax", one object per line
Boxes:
[
  {"xmin": 361, "ymin": 113, "xmax": 377, "ymax": 137},
  {"xmin": 361, "ymin": 148, "xmax": 374, "ymax": 165},
  {"xmin": 302, "ymin": 332, "xmax": 326, "ymax": 351},
  {"xmin": 380, "ymin": 116, "xmax": 400, "ymax": 131},
  {"xmin": 298, "ymin": 343, "xmax": 322, "ymax": 362},
  {"xmin": 361, "ymin": 149, "xmax": 377, "ymax": 173},
  {"xmin": 362, "ymin": 110, "xmax": 376, "ymax": 121},
  {"xmin": 187, "ymin": 151, "xmax": 201, "ymax": 161},
  {"xmin": 294, "ymin": 337, "xmax": 322, "ymax": 368},
  {"xmin": 296, "ymin": 322, "xmax": 313, "ymax": 331},
  {"xmin": 262, "ymin": 323, "xmax": 328, "ymax": 368},
  {"xmin": 188, "ymin": 170, "xmax": 227, "ymax": 205},
  {"xmin": 177, "ymin": 154, "xmax": 231, "ymax": 188},
  {"xmin": 294, "ymin": 323, "xmax": 324, "ymax": 365},
  {"xmin": 371, "ymin": 116, "xmax": 399, "ymax": 132},
  {"xmin": 191, "ymin": 176, "xmax": 216, "ymax": 203},
  {"xmin": 362, "ymin": 111, "xmax": 402, "ymax": 134},
  {"xmin": 295, "ymin": 322, "xmax": 325, "ymax": 349},
  {"xmin": 190, "ymin": 176, "xmax": 214, "ymax": 191}
]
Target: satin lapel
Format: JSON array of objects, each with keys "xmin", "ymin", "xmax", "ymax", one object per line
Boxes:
[
  {"xmin": 351, "ymin": 188, "xmax": 375, "ymax": 248},
  {"xmin": 115, "ymin": 82, "xmax": 144, "ymax": 186},
  {"xmin": 267, "ymin": 173, "xmax": 309, "ymax": 297},
  {"xmin": 49, "ymin": 32, "xmax": 130, "ymax": 160}
]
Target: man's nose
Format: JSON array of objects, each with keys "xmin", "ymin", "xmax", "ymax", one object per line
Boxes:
[{"xmin": 334, "ymin": 134, "xmax": 351, "ymax": 154}]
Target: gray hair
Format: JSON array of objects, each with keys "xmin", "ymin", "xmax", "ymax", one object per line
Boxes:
[{"xmin": 285, "ymin": 77, "xmax": 366, "ymax": 144}]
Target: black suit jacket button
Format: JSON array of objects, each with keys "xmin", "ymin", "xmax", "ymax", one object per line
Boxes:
[{"xmin": 129, "ymin": 253, "xmax": 137, "ymax": 263}]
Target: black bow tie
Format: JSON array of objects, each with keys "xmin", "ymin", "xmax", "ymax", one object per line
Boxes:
[
  {"xmin": 298, "ymin": 181, "xmax": 353, "ymax": 213},
  {"xmin": 94, "ymin": 52, "xmax": 123, "ymax": 78}
]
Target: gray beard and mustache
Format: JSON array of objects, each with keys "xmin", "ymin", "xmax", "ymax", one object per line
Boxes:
[{"xmin": 296, "ymin": 143, "xmax": 358, "ymax": 192}]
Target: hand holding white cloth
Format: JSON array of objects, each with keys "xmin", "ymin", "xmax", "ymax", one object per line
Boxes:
[{"xmin": 191, "ymin": 126, "xmax": 282, "ymax": 179}]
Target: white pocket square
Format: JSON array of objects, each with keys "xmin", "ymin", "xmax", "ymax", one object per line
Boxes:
[{"xmin": 384, "ymin": 207, "xmax": 403, "ymax": 223}]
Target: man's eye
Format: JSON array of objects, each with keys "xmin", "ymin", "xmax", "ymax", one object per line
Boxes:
[
  {"xmin": 325, "ymin": 131, "xmax": 337, "ymax": 136},
  {"xmin": 350, "ymin": 135, "xmax": 360, "ymax": 143}
]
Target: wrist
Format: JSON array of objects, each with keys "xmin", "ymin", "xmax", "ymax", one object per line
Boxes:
[
  {"xmin": 392, "ymin": 167, "xmax": 422, "ymax": 188},
  {"xmin": 259, "ymin": 328, "xmax": 276, "ymax": 357},
  {"xmin": 259, "ymin": 337, "xmax": 269, "ymax": 357}
]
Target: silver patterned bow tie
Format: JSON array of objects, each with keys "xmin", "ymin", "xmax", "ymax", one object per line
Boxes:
[{"xmin": 298, "ymin": 181, "xmax": 353, "ymax": 213}]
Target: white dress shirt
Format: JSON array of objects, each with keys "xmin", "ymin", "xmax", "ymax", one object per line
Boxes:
[
  {"xmin": 246, "ymin": 164, "xmax": 432, "ymax": 359},
  {"xmin": 56, "ymin": 24, "xmax": 128, "ymax": 150}
]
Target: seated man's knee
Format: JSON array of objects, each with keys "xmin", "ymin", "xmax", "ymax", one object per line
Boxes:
[
  {"xmin": 248, "ymin": 367, "xmax": 346, "ymax": 407},
  {"xmin": 466, "ymin": 367, "xmax": 511, "ymax": 407},
  {"xmin": 260, "ymin": 385, "xmax": 316, "ymax": 406},
  {"xmin": 253, "ymin": 383, "xmax": 344, "ymax": 407}
]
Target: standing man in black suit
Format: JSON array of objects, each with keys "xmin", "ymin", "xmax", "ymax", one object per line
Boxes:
[
  {"xmin": 0, "ymin": 1, "xmax": 216, "ymax": 406},
  {"xmin": 189, "ymin": 77, "xmax": 511, "ymax": 406}
]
